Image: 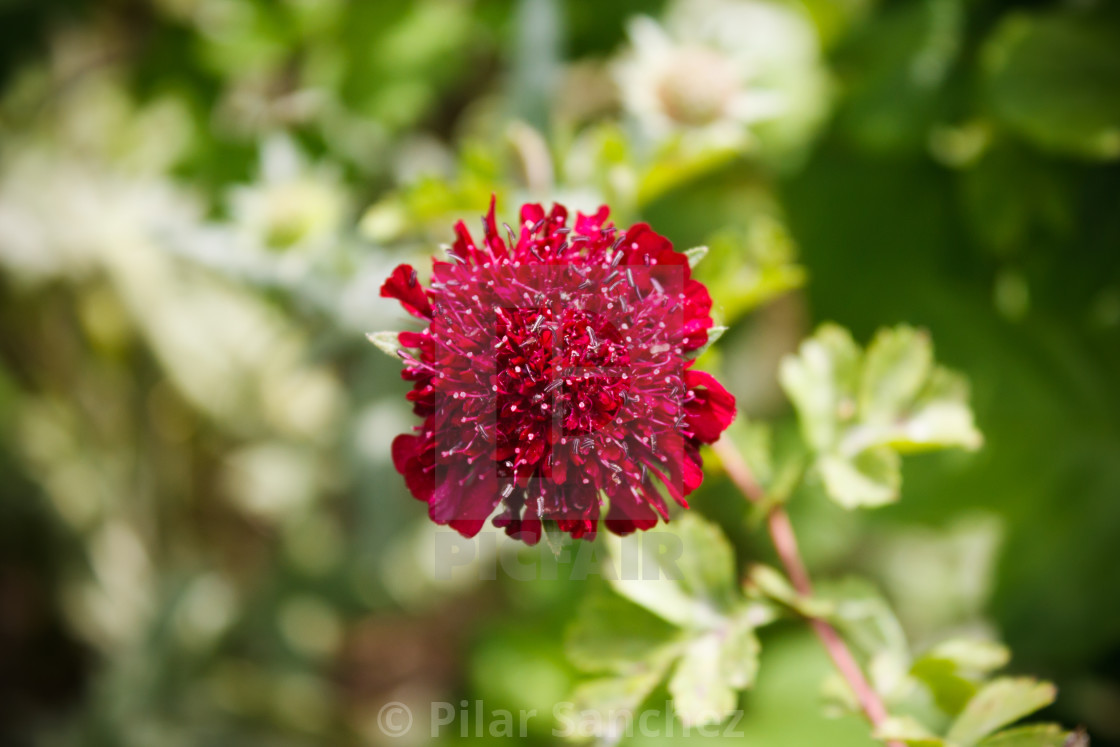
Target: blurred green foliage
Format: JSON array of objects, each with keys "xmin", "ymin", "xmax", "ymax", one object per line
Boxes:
[{"xmin": 0, "ymin": 0, "xmax": 1118, "ymax": 745}]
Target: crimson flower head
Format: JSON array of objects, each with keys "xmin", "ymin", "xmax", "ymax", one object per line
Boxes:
[{"xmin": 380, "ymin": 197, "xmax": 735, "ymax": 545}]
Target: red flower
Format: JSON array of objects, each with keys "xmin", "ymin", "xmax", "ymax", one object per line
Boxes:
[{"xmin": 381, "ymin": 198, "xmax": 735, "ymax": 544}]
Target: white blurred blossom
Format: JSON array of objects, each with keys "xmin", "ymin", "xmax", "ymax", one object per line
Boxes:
[
  {"xmin": 614, "ymin": 0, "xmax": 828, "ymax": 152},
  {"xmin": 172, "ymin": 134, "xmax": 350, "ymax": 287},
  {"xmin": 228, "ymin": 134, "xmax": 348, "ymax": 256}
]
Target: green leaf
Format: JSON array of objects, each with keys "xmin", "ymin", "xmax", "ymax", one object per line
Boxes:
[
  {"xmin": 818, "ymin": 447, "xmax": 901, "ymax": 508},
  {"xmin": 666, "ymin": 606, "xmax": 763, "ymax": 727},
  {"xmin": 781, "ymin": 323, "xmax": 981, "ymax": 509},
  {"xmin": 668, "ymin": 514, "xmax": 738, "ymax": 612},
  {"xmin": 926, "ymin": 639, "xmax": 1011, "ymax": 675},
  {"xmin": 912, "ymin": 639, "xmax": 1010, "ymax": 715},
  {"xmin": 976, "ymin": 724, "xmax": 1072, "ymax": 747},
  {"xmin": 719, "ymin": 610, "xmax": 764, "ymax": 690},
  {"xmin": 605, "ymin": 514, "xmax": 738, "ymax": 628},
  {"xmin": 684, "ymin": 245, "xmax": 709, "ymax": 269},
  {"xmin": 860, "ymin": 326, "xmax": 934, "ymax": 424},
  {"xmin": 984, "ymin": 11, "xmax": 1120, "ymax": 160},
  {"xmin": 874, "ymin": 715, "xmax": 946, "ymax": 746},
  {"xmin": 779, "ymin": 323, "xmax": 862, "ymax": 451},
  {"xmin": 668, "ymin": 632, "xmax": 738, "ymax": 726},
  {"xmin": 912, "ymin": 656, "xmax": 981, "ymax": 716},
  {"xmin": 366, "ymin": 331, "xmax": 403, "ymax": 359},
  {"xmin": 698, "ymin": 218, "xmax": 807, "ymax": 322},
  {"xmin": 567, "ymin": 667, "xmax": 669, "ymax": 744},
  {"xmin": 947, "ymin": 677, "xmax": 1058, "ymax": 746},
  {"xmin": 884, "ymin": 368, "xmax": 983, "ymax": 453},
  {"xmin": 565, "ymin": 588, "xmax": 682, "ymax": 674},
  {"xmin": 687, "ymin": 325, "xmax": 727, "ymax": 360},
  {"xmin": 747, "ymin": 565, "xmax": 832, "ymax": 619},
  {"xmin": 817, "ymin": 578, "xmax": 912, "ymax": 697}
]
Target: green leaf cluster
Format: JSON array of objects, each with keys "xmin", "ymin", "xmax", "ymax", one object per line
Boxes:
[
  {"xmin": 564, "ymin": 515, "xmax": 776, "ymax": 739},
  {"xmin": 780, "ymin": 324, "xmax": 982, "ymax": 508}
]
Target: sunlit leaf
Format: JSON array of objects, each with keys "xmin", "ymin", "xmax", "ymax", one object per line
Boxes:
[
  {"xmin": 781, "ymin": 323, "xmax": 981, "ymax": 509},
  {"xmin": 947, "ymin": 677, "xmax": 1058, "ymax": 746},
  {"xmin": 976, "ymin": 724, "xmax": 1072, "ymax": 747},
  {"xmin": 565, "ymin": 588, "xmax": 682, "ymax": 674},
  {"xmin": 365, "ymin": 331, "xmax": 403, "ymax": 359},
  {"xmin": 874, "ymin": 715, "xmax": 946, "ymax": 746},
  {"xmin": 669, "ymin": 632, "xmax": 738, "ymax": 726},
  {"xmin": 683, "ymin": 245, "xmax": 709, "ymax": 269}
]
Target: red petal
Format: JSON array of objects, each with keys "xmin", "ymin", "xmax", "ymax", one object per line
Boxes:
[
  {"xmin": 446, "ymin": 468, "xmax": 502, "ymax": 538},
  {"xmin": 393, "ymin": 432, "xmax": 434, "ymax": 503},
  {"xmin": 380, "ymin": 264, "xmax": 432, "ymax": 319},
  {"xmin": 520, "ymin": 203, "xmax": 545, "ymax": 227},
  {"xmin": 685, "ymin": 370, "xmax": 737, "ymax": 443},
  {"xmin": 605, "ymin": 492, "xmax": 660, "ymax": 535},
  {"xmin": 575, "ymin": 205, "xmax": 610, "ymax": 235}
]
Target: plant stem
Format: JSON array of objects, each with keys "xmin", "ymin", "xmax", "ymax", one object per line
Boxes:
[{"xmin": 712, "ymin": 438, "xmax": 900, "ymax": 746}]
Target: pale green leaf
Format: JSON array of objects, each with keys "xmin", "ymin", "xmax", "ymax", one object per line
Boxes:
[
  {"xmin": 890, "ymin": 368, "xmax": 983, "ymax": 452},
  {"xmin": 366, "ymin": 331, "xmax": 403, "ymax": 359},
  {"xmin": 976, "ymin": 724, "xmax": 1072, "ymax": 747},
  {"xmin": 688, "ymin": 325, "xmax": 728, "ymax": 360},
  {"xmin": 926, "ymin": 639, "xmax": 1011, "ymax": 675},
  {"xmin": 668, "ymin": 632, "xmax": 738, "ymax": 726},
  {"xmin": 668, "ymin": 513, "xmax": 738, "ymax": 613},
  {"xmin": 719, "ymin": 608, "xmax": 764, "ymax": 689},
  {"xmin": 818, "ymin": 447, "xmax": 901, "ymax": 508},
  {"xmin": 684, "ymin": 245, "xmax": 709, "ymax": 269},
  {"xmin": 747, "ymin": 564, "xmax": 832, "ymax": 618},
  {"xmin": 565, "ymin": 589, "xmax": 682, "ymax": 674},
  {"xmin": 567, "ymin": 667, "xmax": 669, "ymax": 744},
  {"xmin": 860, "ymin": 325, "xmax": 934, "ymax": 424},
  {"xmin": 779, "ymin": 323, "xmax": 862, "ymax": 451},
  {"xmin": 912, "ymin": 656, "xmax": 981, "ymax": 716},
  {"xmin": 817, "ymin": 577, "xmax": 911, "ymax": 695},
  {"xmin": 874, "ymin": 715, "xmax": 946, "ymax": 746},
  {"xmin": 947, "ymin": 677, "xmax": 1058, "ymax": 746},
  {"xmin": 604, "ymin": 514, "xmax": 737, "ymax": 629}
]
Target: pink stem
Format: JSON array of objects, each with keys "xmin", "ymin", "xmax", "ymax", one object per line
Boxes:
[{"xmin": 713, "ymin": 438, "xmax": 900, "ymax": 744}]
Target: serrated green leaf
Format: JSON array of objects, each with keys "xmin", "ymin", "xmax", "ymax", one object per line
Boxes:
[
  {"xmin": 818, "ymin": 447, "xmax": 901, "ymax": 508},
  {"xmin": 668, "ymin": 632, "xmax": 738, "ymax": 726},
  {"xmin": 984, "ymin": 12, "xmax": 1120, "ymax": 160},
  {"xmin": 719, "ymin": 611, "xmax": 763, "ymax": 690},
  {"xmin": 779, "ymin": 323, "xmax": 862, "ymax": 451},
  {"xmin": 699, "ymin": 218, "xmax": 806, "ymax": 322},
  {"xmin": 665, "ymin": 604, "xmax": 765, "ymax": 727},
  {"xmin": 976, "ymin": 724, "xmax": 1072, "ymax": 747},
  {"xmin": 688, "ymin": 325, "xmax": 727, "ymax": 360},
  {"xmin": 747, "ymin": 565, "xmax": 832, "ymax": 618},
  {"xmin": 668, "ymin": 513, "xmax": 738, "ymax": 612},
  {"xmin": 947, "ymin": 677, "xmax": 1058, "ymax": 746},
  {"xmin": 926, "ymin": 639, "xmax": 1011, "ymax": 675},
  {"xmin": 874, "ymin": 715, "xmax": 946, "ymax": 746},
  {"xmin": 684, "ymin": 245, "xmax": 709, "ymax": 269},
  {"xmin": 860, "ymin": 325, "xmax": 934, "ymax": 424},
  {"xmin": 912, "ymin": 656, "xmax": 980, "ymax": 716},
  {"xmin": 817, "ymin": 577, "xmax": 911, "ymax": 697},
  {"xmin": 565, "ymin": 588, "xmax": 682, "ymax": 674},
  {"xmin": 567, "ymin": 667, "xmax": 668, "ymax": 744},
  {"xmin": 891, "ymin": 368, "xmax": 983, "ymax": 452},
  {"xmin": 365, "ymin": 331, "xmax": 403, "ymax": 359},
  {"xmin": 605, "ymin": 514, "xmax": 738, "ymax": 629},
  {"xmin": 782, "ymin": 323, "xmax": 980, "ymax": 510}
]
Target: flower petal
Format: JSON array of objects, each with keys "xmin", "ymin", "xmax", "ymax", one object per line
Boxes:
[
  {"xmin": 380, "ymin": 264, "xmax": 433, "ymax": 319},
  {"xmin": 685, "ymin": 370, "xmax": 737, "ymax": 443}
]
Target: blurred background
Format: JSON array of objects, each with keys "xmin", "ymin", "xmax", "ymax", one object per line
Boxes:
[{"xmin": 1, "ymin": 0, "xmax": 1118, "ymax": 744}]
